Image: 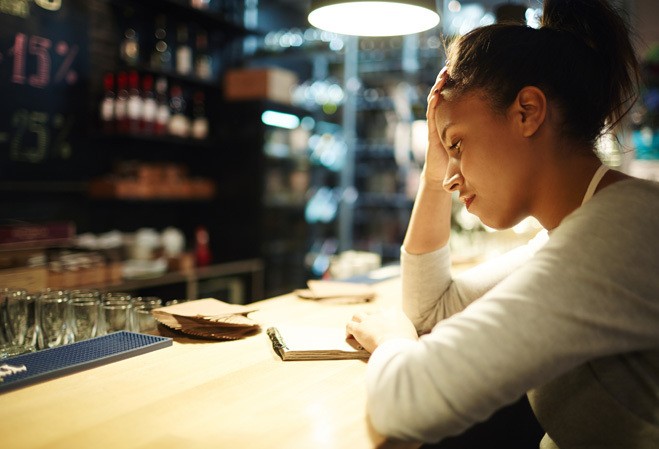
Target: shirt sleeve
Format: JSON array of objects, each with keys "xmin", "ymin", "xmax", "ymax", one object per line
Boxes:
[
  {"xmin": 401, "ymin": 230, "xmax": 547, "ymax": 333},
  {"xmin": 370, "ymin": 182, "xmax": 659, "ymax": 442}
]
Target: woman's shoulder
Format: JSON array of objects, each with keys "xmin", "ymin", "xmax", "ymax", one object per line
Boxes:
[
  {"xmin": 540, "ymin": 175, "xmax": 659, "ymax": 298},
  {"xmin": 550, "ymin": 175, "xmax": 659, "ymax": 259},
  {"xmin": 584, "ymin": 176, "xmax": 659, "ymax": 219},
  {"xmin": 549, "ymin": 175, "xmax": 658, "ymax": 249},
  {"xmin": 599, "ymin": 175, "xmax": 659, "ymax": 198}
]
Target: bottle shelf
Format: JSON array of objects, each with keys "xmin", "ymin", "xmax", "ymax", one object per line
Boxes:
[
  {"xmin": 106, "ymin": 0, "xmax": 252, "ymax": 36},
  {"xmin": 248, "ymin": 47, "xmax": 344, "ymax": 64},
  {"xmin": 356, "ymin": 97, "xmax": 395, "ymax": 111},
  {"xmin": 264, "ymin": 197, "xmax": 307, "ymax": 210},
  {"xmin": 354, "ymin": 143, "xmax": 395, "ymax": 158},
  {"xmin": 97, "ymin": 132, "xmax": 215, "ymax": 148},
  {"xmin": 0, "ymin": 182, "xmax": 89, "ymax": 194},
  {"xmin": 114, "ymin": 63, "xmax": 221, "ymax": 89},
  {"xmin": 355, "ymin": 192, "xmax": 413, "ymax": 209}
]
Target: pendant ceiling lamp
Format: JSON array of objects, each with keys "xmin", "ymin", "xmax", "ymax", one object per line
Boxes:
[{"xmin": 308, "ymin": 0, "xmax": 440, "ymax": 36}]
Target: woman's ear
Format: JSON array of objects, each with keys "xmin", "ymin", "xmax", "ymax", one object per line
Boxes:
[{"xmin": 513, "ymin": 86, "xmax": 547, "ymax": 138}]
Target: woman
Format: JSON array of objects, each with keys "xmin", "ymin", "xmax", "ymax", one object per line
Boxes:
[{"xmin": 346, "ymin": 0, "xmax": 659, "ymax": 447}]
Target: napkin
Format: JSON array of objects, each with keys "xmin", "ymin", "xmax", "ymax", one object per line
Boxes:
[
  {"xmin": 152, "ymin": 298, "xmax": 260, "ymax": 340},
  {"xmin": 294, "ymin": 280, "xmax": 376, "ymax": 303}
]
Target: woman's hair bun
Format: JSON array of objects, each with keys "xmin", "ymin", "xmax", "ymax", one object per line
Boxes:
[
  {"xmin": 541, "ymin": 0, "xmax": 630, "ymax": 53},
  {"xmin": 445, "ymin": 0, "xmax": 639, "ymax": 145}
]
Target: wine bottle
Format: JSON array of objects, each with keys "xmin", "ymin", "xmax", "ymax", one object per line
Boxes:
[
  {"xmin": 115, "ymin": 71, "xmax": 129, "ymax": 134},
  {"xmin": 100, "ymin": 72, "xmax": 115, "ymax": 134},
  {"xmin": 141, "ymin": 74, "xmax": 157, "ymax": 135},
  {"xmin": 151, "ymin": 14, "xmax": 172, "ymax": 72},
  {"xmin": 120, "ymin": 27, "xmax": 140, "ymax": 66},
  {"xmin": 194, "ymin": 29, "xmax": 213, "ymax": 80},
  {"xmin": 127, "ymin": 71, "xmax": 143, "ymax": 134},
  {"xmin": 175, "ymin": 24, "xmax": 193, "ymax": 76},
  {"xmin": 168, "ymin": 84, "xmax": 190, "ymax": 138},
  {"xmin": 191, "ymin": 90, "xmax": 209, "ymax": 140},
  {"xmin": 154, "ymin": 77, "xmax": 170, "ymax": 136}
]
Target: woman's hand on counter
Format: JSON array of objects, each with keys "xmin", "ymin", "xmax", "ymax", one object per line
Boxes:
[{"xmin": 346, "ymin": 309, "xmax": 418, "ymax": 354}]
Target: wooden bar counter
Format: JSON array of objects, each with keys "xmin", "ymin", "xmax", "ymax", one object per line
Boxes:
[{"xmin": 0, "ymin": 278, "xmax": 419, "ymax": 449}]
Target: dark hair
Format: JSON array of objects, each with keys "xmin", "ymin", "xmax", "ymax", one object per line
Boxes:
[{"xmin": 444, "ymin": 0, "xmax": 640, "ymax": 147}]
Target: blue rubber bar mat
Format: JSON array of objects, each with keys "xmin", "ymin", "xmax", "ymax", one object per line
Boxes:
[{"xmin": 0, "ymin": 331, "xmax": 172, "ymax": 393}]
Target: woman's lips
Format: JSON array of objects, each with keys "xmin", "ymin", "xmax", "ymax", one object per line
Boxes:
[{"xmin": 460, "ymin": 195, "xmax": 475, "ymax": 209}]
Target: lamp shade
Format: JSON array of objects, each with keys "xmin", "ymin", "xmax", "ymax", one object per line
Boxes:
[{"xmin": 308, "ymin": 0, "xmax": 440, "ymax": 36}]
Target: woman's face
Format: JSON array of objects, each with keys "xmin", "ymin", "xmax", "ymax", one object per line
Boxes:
[{"xmin": 434, "ymin": 89, "xmax": 539, "ymax": 230}]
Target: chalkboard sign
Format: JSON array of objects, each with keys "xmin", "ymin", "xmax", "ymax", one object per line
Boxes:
[{"xmin": 0, "ymin": 0, "xmax": 90, "ymax": 181}]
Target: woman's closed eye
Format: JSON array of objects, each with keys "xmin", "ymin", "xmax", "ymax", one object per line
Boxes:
[{"xmin": 449, "ymin": 140, "xmax": 462, "ymax": 155}]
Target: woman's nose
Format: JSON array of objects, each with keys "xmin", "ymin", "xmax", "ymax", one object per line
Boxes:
[{"xmin": 442, "ymin": 163, "xmax": 463, "ymax": 193}]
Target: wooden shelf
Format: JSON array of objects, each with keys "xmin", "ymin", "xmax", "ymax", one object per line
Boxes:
[
  {"xmin": 105, "ymin": 0, "xmax": 253, "ymax": 36},
  {"xmin": 88, "ymin": 258, "xmax": 264, "ymax": 302},
  {"xmin": 97, "ymin": 133, "xmax": 216, "ymax": 148},
  {"xmin": 0, "ymin": 182, "xmax": 89, "ymax": 194}
]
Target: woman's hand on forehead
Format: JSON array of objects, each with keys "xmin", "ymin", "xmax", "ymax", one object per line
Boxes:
[
  {"xmin": 427, "ymin": 66, "xmax": 449, "ymax": 103},
  {"xmin": 422, "ymin": 67, "xmax": 451, "ymax": 188}
]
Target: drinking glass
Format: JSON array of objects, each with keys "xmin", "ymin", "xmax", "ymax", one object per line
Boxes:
[
  {"xmin": 37, "ymin": 289, "xmax": 71, "ymax": 349},
  {"xmin": 68, "ymin": 290, "xmax": 101, "ymax": 342},
  {"xmin": 0, "ymin": 288, "xmax": 31, "ymax": 359},
  {"xmin": 101, "ymin": 292, "xmax": 133, "ymax": 334},
  {"xmin": 24, "ymin": 293, "xmax": 38, "ymax": 352},
  {"xmin": 132, "ymin": 297, "xmax": 162, "ymax": 333}
]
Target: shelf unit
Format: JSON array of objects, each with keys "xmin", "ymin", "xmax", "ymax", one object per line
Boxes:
[
  {"xmin": 341, "ymin": 32, "xmax": 443, "ymax": 263},
  {"xmin": 90, "ymin": 259, "xmax": 264, "ymax": 304},
  {"xmin": 218, "ymin": 100, "xmax": 318, "ymax": 297},
  {"xmin": 81, "ymin": 1, "xmax": 254, "ymax": 301},
  {"xmin": 229, "ymin": 20, "xmax": 348, "ymax": 287},
  {"xmin": 223, "ymin": 26, "xmax": 444, "ymax": 278},
  {"xmin": 1, "ymin": 1, "xmax": 445, "ymax": 297},
  {"xmin": 0, "ymin": 0, "xmax": 267, "ymax": 301}
]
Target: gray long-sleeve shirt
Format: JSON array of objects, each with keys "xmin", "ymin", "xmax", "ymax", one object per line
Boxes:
[{"xmin": 366, "ymin": 178, "xmax": 659, "ymax": 448}]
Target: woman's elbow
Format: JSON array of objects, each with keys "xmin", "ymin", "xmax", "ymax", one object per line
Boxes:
[
  {"xmin": 366, "ymin": 356, "xmax": 470, "ymax": 442},
  {"xmin": 367, "ymin": 397, "xmax": 423, "ymax": 441},
  {"xmin": 366, "ymin": 372, "xmax": 450, "ymax": 442}
]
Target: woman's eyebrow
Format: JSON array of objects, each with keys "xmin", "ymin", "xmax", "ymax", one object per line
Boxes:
[{"xmin": 440, "ymin": 122, "xmax": 454, "ymax": 146}]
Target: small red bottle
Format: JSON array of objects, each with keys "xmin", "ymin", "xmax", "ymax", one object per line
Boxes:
[{"xmin": 194, "ymin": 226, "xmax": 212, "ymax": 267}]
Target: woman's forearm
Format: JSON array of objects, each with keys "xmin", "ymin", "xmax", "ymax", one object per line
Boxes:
[{"xmin": 403, "ymin": 177, "xmax": 453, "ymax": 255}]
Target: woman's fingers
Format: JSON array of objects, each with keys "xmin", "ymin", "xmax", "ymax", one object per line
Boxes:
[
  {"xmin": 436, "ymin": 66, "xmax": 448, "ymax": 83},
  {"xmin": 427, "ymin": 68, "xmax": 448, "ymax": 138},
  {"xmin": 423, "ymin": 68, "xmax": 450, "ymax": 183},
  {"xmin": 350, "ymin": 312, "xmax": 369, "ymax": 323},
  {"xmin": 427, "ymin": 66, "xmax": 448, "ymax": 104},
  {"xmin": 426, "ymin": 67, "xmax": 449, "ymax": 126},
  {"xmin": 346, "ymin": 312, "xmax": 368, "ymax": 337}
]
